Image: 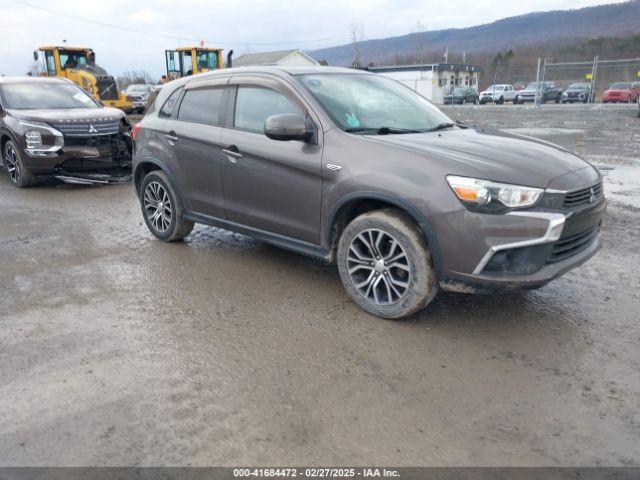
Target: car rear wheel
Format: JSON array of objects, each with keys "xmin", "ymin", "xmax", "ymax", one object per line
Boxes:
[
  {"xmin": 337, "ymin": 209, "xmax": 438, "ymax": 319},
  {"xmin": 3, "ymin": 140, "xmax": 36, "ymax": 188},
  {"xmin": 140, "ymin": 170, "xmax": 194, "ymax": 241}
]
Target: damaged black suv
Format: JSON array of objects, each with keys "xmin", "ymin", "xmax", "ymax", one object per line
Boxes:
[{"xmin": 0, "ymin": 76, "xmax": 132, "ymax": 187}]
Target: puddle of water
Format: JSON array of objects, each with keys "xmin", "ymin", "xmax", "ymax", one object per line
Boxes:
[{"xmin": 601, "ymin": 163, "xmax": 640, "ymax": 209}]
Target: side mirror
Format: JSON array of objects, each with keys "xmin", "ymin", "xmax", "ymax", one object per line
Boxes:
[{"xmin": 264, "ymin": 114, "xmax": 313, "ymax": 142}]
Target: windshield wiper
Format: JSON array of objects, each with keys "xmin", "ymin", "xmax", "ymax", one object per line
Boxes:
[
  {"xmin": 427, "ymin": 122, "xmax": 455, "ymax": 132},
  {"xmin": 345, "ymin": 126, "xmax": 423, "ymax": 135}
]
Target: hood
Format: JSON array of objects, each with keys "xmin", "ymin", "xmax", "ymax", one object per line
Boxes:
[
  {"xmin": 8, "ymin": 107, "xmax": 124, "ymax": 124},
  {"xmin": 364, "ymin": 127, "xmax": 590, "ymax": 189},
  {"xmin": 566, "ymin": 87, "xmax": 588, "ymax": 92},
  {"xmin": 604, "ymin": 89, "xmax": 628, "ymax": 94}
]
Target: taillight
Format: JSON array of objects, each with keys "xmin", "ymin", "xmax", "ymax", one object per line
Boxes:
[{"xmin": 131, "ymin": 123, "xmax": 142, "ymax": 141}]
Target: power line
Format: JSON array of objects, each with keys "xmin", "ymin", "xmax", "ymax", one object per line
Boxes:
[{"xmin": 9, "ymin": 0, "xmax": 349, "ymax": 47}]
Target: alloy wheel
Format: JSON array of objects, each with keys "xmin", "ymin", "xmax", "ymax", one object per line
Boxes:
[
  {"xmin": 143, "ymin": 181, "xmax": 173, "ymax": 232},
  {"xmin": 347, "ymin": 229, "xmax": 411, "ymax": 305},
  {"xmin": 4, "ymin": 144, "xmax": 20, "ymax": 185}
]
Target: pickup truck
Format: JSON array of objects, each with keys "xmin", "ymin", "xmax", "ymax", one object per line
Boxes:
[{"xmin": 514, "ymin": 81, "xmax": 563, "ymax": 104}]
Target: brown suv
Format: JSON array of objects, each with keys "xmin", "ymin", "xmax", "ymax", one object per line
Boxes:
[
  {"xmin": 0, "ymin": 76, "xmax": 131, "ymax": 187},
  {"xmin": 132, "ymin": 67, "xmax": 605, "ymax": 319}
]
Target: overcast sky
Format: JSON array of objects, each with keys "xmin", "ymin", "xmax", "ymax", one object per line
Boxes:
[{"xmin": 0, "ymin": 0, "xmax": 616, "ymax": 79}]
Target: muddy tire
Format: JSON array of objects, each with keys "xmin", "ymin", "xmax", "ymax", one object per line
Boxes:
[
  {"xmin": 140, "ymin": 170, "xmax": 194, "ymax": 241},
  {"xmin": 3, "ymin": 140, "xmax": 36, "ymax": 188},
  {"xmin": 337, "ymin": 209, "xmax": 438, "ymax": 319}
]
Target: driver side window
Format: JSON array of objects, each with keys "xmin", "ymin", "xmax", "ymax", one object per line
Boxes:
[{"xmin": 234, "ymin": 86, "xmax": 302, "ymax": 134}]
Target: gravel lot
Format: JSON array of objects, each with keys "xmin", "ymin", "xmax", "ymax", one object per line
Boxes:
[{"xmin": 0, "ymin": 104, "xmax": 638, "ymax": 466}]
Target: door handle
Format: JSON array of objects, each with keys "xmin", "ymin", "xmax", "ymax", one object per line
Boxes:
[
  {"xmin": 165, "ymin": 131, "xmax": 179, "ymax": 145},
  {"xmin": 222, "ymin": 145, "xmax": 243, "ymax": 163}
]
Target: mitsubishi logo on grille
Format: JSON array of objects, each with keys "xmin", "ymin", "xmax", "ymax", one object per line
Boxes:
[
  {"xmin": 88, "ymin": 124, "xmax": 98, "ymax": 134},
  {"xmin": 589, "ymin": 187, "xmax": 597, "ymax": 204}
]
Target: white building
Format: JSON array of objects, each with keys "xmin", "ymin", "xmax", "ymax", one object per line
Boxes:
[
  {"xmin": 233, "ymin": 49, "xmax": 320, "ymax": 68},
  {"xmin": 368, "ymin": 63, "xmax": 484, "ymax": 104}
]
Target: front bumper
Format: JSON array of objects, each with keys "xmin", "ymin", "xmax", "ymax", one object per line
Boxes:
[
  {"xmin": 429, "ymin": 194, "xmax": 606, "ymax": 293},
  {"xmin": 518, "ymin": 94, "xmax": 536, "ymax": 102},
  {"xmin": 21, "ymin": 134, "xmax": 132, "ymax": 184}
]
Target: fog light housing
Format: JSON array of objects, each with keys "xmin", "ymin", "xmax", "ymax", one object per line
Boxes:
[{"xmin": 485, "ymin": 250, "xmax": 512, "ymax": 272}]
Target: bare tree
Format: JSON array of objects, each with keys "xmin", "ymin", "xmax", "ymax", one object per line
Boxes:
[
  {"xmin": 349, "ymin": 23, "xmax": 366, "ymax": 69},
  {"xmin": 116, "ymin": 70, "xmax": 156, "ymax": 90},
  {"xmin": 27, "ymin": 61, "xmax": 42, "ymax": 77},
  {"xmin": 411, "ymin": 22, "xmax": 426, "ymax": 64}
]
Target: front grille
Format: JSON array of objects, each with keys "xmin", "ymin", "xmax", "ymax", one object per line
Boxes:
[
  {"xmin": 563, "ymin": 183, "xmax": 604, "ymax": 209},
  {"xmin": 50, "ymin": 120, "xmax": 121, "ymax": 136},
  {"xmin": 548, "ymin": 225, "xmax": 599, "ymax": 263}
]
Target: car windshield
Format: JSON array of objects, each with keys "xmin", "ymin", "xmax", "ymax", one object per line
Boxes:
[
  {"xmin": 296, "ymin": 73, "xmax": 452, "ymax": 133},
  {"xmin": 525, "ymin": 82, "xmax": 552, "ymax": 89},
  {"xmin": 610, "ymin": 82, "xmax": 631, "ymax": 89},
  {"xmin": 569, "ymin": 83, "xmax": 589, "ymax": 89},
  {"xmin": 126, "ymin": 85, "xmax": 148, "ymax": 93},
  {"xmin": 1, "ymin": 82, "xmax": 99, "ymax": 110},
  {"xmin": 453, "ymin": 88, "xmax": 466, "ymax": 94}
]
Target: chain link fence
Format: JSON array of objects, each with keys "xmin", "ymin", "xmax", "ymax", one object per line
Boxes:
[{"xmin": 480, "ymin": 57, "xmax": 640, "ymax": 106}]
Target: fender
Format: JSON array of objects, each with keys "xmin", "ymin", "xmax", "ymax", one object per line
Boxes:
[
  {"xmin": 0, "ymin": 126, "xmax": 19, "ymax": 150},
  {"xmin": 325, "ymin": 191, "xmax": 444, "ymax": 275},
  {"xmin": 133, "ymin": 156, "xmax": 187, "ymax": 207}
]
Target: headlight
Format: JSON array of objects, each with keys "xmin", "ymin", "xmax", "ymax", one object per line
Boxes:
[
  {"xmin": 447, "ymin": 175, "xmax": 543, "ymax": 213},
  {"xmin": 18, "ymin": 120, "xmax": 64, "ymax": 154},
  {"xmin": 25, "ymin": 130, "xmax": 42, "ymax": 149}
]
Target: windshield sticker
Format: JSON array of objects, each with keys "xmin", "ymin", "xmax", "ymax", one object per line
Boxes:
[{"xmin": 346, "ymin": 113, "xmax": 360, "ymax": 128}]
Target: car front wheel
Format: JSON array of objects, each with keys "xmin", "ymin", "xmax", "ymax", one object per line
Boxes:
[
  {"xmin": 139, "ymin": 170, "xmax": 194, "ymax": 241},
  {"xmin": 3, "ymin": 140, "xmax": 36, "ymax": 188},
  {"xmin": 337, "ymin": 209, "xmax": 438, "ymax": 319}
]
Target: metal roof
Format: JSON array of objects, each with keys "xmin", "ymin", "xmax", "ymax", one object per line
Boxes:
[{"xmin": 233, "ymin": 49, "xmax": 317, "ymax": 67}]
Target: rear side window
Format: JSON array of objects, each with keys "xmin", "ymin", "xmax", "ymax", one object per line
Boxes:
[
  {"xmin": 234, "ymin": 86, "xmax": 301, "ymax": 133},
  {"xmin": 159, "ymin": 87, "xmax": 183, "ymax": 117},
  {"xmin": 178, "ymin": 88, "xmax": 225, "ymax": 125}
]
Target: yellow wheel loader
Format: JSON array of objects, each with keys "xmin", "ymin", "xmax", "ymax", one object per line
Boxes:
[
  {"xmin": 164, "ymin": 46, "xmax": 229, "ymax": 80},
  {"xmin": 34, "ymin": 46, "xmax": 134, "ymax": 112}
]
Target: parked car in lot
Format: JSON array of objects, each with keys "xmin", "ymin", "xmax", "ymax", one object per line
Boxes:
[
  {"xmin": 602, "ymin": 82, "xmax": 640, "ymax": 103},
  {"xmin": 515, "ymin": 81, "xmax": 563, "ymax": 104},
  {"xmin": 561, "ymin": 83, "xmax": 592, "ymax": 103},
  {"xmin": 133, "ymin": 66, "xmax": 605, "ymax": 319},
  {"xmin": 443, "ymin": 86, "xmax": 478, "ymax": 105},
  {"xmin": 479, "ymin": 84, "xmax": 517, "ymax": 104},
  {"xmin": 0, "ymin": 77, "xmax": 132, "ymax": 187},
  {"xmin": 123, "ymin": 84, "xmax": 154, "ymax": 113}
]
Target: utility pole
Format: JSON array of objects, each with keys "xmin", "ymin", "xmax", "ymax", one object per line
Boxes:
[
  {"xmin": 534, "ymin": 58, "xmax": 541, "ymax": 106},
  {"xmin": 590, "ymin": 55, "xmax": 599, "ymax": 105}
]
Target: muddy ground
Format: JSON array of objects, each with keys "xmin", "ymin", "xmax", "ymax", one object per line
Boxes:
[{"xmin": 0, "ymin": 105, "xmax": 638, "ymax": 466}]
